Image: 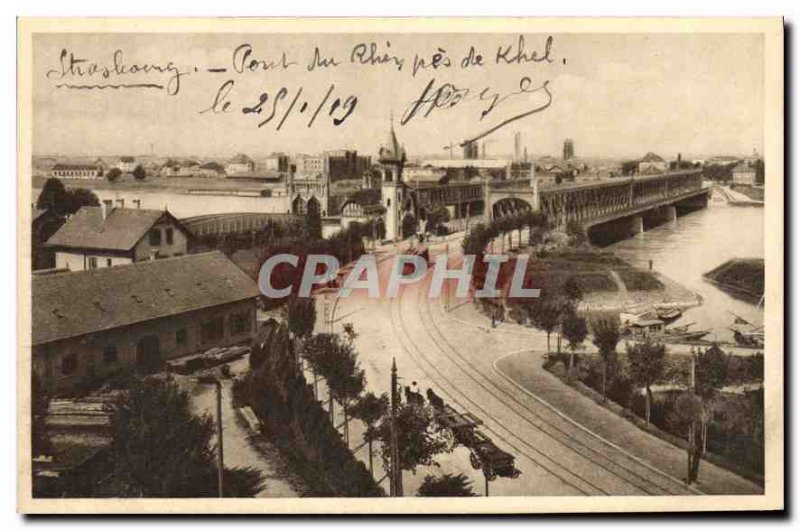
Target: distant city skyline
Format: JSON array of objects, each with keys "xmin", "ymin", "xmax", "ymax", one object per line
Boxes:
[{"xmin": 34, "ymin": 32, "xmax": 764, "ymax": 161}]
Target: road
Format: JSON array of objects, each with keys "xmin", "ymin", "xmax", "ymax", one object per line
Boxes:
[{"xmin": 322, "ymin": 234, "xmax": 763, "ymax": 496}]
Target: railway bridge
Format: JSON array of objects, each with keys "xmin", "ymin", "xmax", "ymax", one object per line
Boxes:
[{"xmin": 486, "ymin": 169, "xmax": 710, "ymax": 241}]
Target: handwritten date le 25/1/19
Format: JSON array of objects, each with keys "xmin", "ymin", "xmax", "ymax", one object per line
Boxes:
[{"xmin": 200, "ymin": 79, "xmax": 358, "ymax": 130}]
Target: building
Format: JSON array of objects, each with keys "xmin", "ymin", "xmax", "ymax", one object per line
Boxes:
[
  {"xmin": 379, "ymin": 123, "xmax": 407, "ymax": 241},
  {"xmin": 732, "ymin": 162, "xmax": 757, "ymax": 187},
  {"xmin": 325, "ymin": 150, "xmax": 372, "ymax": 182},
  {"xmin": 31, "ymin": 251, "xmax": 260, "ymax": 392},
  {"xmin": 563, "ymin": 139, "xmax": 575, "ymax": 160},
  {"xmin": 264, "ymin": 154, "xmax": 291, "ymax": 172},
  {"xmin": 339, "ymin": 188, "xmax": 385, "ymax": 229},
  {"xmin": 295, "ymin": 155, "xmax": 326, "ymax": 177},
  {"xmin": 225, "ymin": 153, "xmax": 256, "ymax": 175},
  {"xmin": 197, "ymin": 161, "xmax": 225, "ymax": 178},
  {"xmin": 50, "ymin": 163, "xmax": 103, "ymax": 179},
  {"xmin": 638, "ymin": 152, "xmax": 668, "ymax": 174},
  {"xmin": 45, "ymin": 202, "xmax": 191, "ymax": 271},
  {"xmin": 402, "ymin": 165, "xmax": 448, "ymax": 185},
  {"xmin": 117, "ymin": 156, "xmax": 136, "ymax": 173}
]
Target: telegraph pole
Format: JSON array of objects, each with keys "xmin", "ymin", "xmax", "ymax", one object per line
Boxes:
[
  {"xmin": 390, "ymin": 358, "xmax": 400, "ymax": 497},
  {"xmin": 215, "ymin": 379, "xmax": 224, "ymax": 497}
]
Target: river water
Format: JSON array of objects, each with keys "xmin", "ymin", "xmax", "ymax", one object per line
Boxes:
[
  {"xmin": 607, "ymin": 202, "xmax": 764, "ymax": 343},
  {"xmin": 34, "ymin": 187, "xmax": 291, "ymax": 219}
]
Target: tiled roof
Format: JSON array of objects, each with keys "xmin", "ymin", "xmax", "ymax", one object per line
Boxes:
[
  {"xmin": 32, "ymin": 251, "xmax": 261, "ymax": 345},
  {"xmin": 51, "ymin": 164, "xmax": 101, "ymax": 171},
  {"xmin": 228, "ymin": 153, "xmax": 254, "ymax": 164},
  {"xmin": 45, "ymin": 207, "xmax": 179, "ymax": 252}
]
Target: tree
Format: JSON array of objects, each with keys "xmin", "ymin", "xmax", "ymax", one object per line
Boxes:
[
  {"xmin": 350, "ymin": 392, "xmax": 389, "ymax": 474},
  {"xmin": 566, "ymin": 221, "xmax": 588, "ymax": 247},
  {"xmin": 377, "ymin": 395, "xmax": 450, "ymax": 485},
  {"xmin": 669, "ymin": 391, "xmax": 705, "ymax": 485},
  {"xmin": 416, "ymin": 473, "xmax": 476, "ymax": 497},
  {"xmin": 304, "ymin": 198, "xmax": 322, "ymax": 240},
  {"xmin": 96, "ymin": 378, "xmax": 264, "ymax": 497},
  {"xmin": 132, "ymin": 164, "xmax": 147, "ymax": 181},
  {"xmin": 626, "ymin": 339, "xmax": 666, "ymax": 424},
  {"xmin": 561, "ymin": 310, "xmax": 588, "ymax": 376},
  {"xmin": 36, "ymin": 178, "xmax": 100, "ymax": 216},
  {"xmin": 591, "ymin": 317, "xmax": 621, "ymax": 403},
  {"xmin": 562, "ymin": 276, "xmax": 584, "ymax": 307},
  {"xmin": 106, "ymin": 167, "xmax": 122, "ymax": 182},
  {"xmin": 325, "ymin": 345, "xmax": 366, "ymax": 447},
  {"xmin": 287, "ymin": 297, "xmax": 316, "ymax": 363},
  {"xmin": 524, "ymin": 292, "xmax": 564, "ymax": 353}
]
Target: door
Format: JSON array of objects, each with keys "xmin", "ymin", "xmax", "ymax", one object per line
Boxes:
[{"xmin": 136, "ymin": 335, "xmax": 161, "ymax": 372}]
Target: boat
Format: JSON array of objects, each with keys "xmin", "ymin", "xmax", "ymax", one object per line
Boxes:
[
  {"xmin": 655, "ymin": 306, "xmax": 683, "ymax": 324},
  {"xmin": 728, "ymin": 311, "xmax": 764, "ymax": 348}
]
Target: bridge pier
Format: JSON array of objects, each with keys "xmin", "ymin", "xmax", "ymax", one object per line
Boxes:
[
  {"xmin": 631, "ymin": 215, "xmax": 644, "ymax": 235},
  {"xmin": 664, "ymin": 205, "xmax": 677, "ymax": 222}
]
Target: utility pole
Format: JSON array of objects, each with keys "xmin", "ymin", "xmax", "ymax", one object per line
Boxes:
[
  {"xmin": 390, "ymin": 358, "xmax": 401, "ymax": 497},
  {"xmin": 444, "ymin": 243, "xmax": 450, "ymax": 311},
  {"xmin": 215, "ymin": 379, "xmax": 224, "ymax": 497},
  {"xmin": 197, "ymin": 375, "xmax": 224, "ymax": 497}
]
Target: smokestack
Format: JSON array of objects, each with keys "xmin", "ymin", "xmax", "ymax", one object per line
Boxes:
[
  {"xmin": 101, "ymin": 200, "xmax": 113, "ymax": 220},
  {"xmin": 116, "ymin": 198, "xmax": 125, "ymax": 209}
]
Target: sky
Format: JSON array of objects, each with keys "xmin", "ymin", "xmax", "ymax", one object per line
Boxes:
[{"xmin": 32, "ymin": 32, "xmax": 764, "ymax": 161}]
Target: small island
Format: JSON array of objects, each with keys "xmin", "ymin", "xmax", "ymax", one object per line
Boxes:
[{"xmin": 703, "ymin": 258, "xmax": 765, "ymax": 304}]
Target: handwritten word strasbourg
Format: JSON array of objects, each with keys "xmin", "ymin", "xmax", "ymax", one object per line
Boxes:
[{"xmin": 46, "ymin": 49, "xmax": 189, "ymax": 96}]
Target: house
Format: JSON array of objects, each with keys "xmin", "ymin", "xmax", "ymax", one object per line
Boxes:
[
  {"xmin": 340, "ymin": 188, "xmax": 385, "ymax": 229},
  {"xmin": 638, "ymin": 152, "xmax": 668, "ymax": 174},
  {"xmin": 197, "ymin": 161, "xmax": 225, "ymax": 178},
  {"xmin": 176, "ymin": 160, "xmax": 200, "ymax": 177},
  {"xmin": 225, "ymin": 153, "xmax": 255, "ymax": 175},
  {"xmin": 117, "ymin": 156, "xmax": 136, "ymax": 173},
  {"xmin": 50, "ymin": 163, "xmax": 103, "ymax": 179},
  {"xmin": 732, "ymin": 162, "xmax": 757, "ymax": 187},
  {"xmin": 45, "ymin": 202, "xmax": 191, "ymax": 271},
  {"xmin": 31, "ymin": 251, "xmax": 261, "ymax": 393}
]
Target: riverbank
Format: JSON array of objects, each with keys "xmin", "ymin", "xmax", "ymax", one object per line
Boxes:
[{"xmin": 703, "ymin": 258, "xmax": 764, "ymax": 304}]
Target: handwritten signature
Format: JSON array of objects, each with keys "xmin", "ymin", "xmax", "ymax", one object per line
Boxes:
[{"xmin": 400, "ymin": 76, "xmax": 553, "ymax": 142}]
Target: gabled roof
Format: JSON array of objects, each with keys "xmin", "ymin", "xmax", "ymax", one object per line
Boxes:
[
  {"xmin": 32, "ymin": 251, "xmax": 261, "ymax": 346},
  {"xmin": 51, "ymin": 164, "xmax": 101, "ymax": 171},
  {"xmin": 45, "ymin": 206, "xmax": 183, "ymax": 252},
  {"xmin": 641, "ymin": 152, "xmax": 665, "ymax": 163}
]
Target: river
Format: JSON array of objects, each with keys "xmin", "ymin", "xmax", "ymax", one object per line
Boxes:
[
  {"xmin": 34, "ymin": 186, "xmax": 291, "ymax": 219},
  {"xmin": 607, "ymin": 202, "xmax": 764, "ymax": 343}
]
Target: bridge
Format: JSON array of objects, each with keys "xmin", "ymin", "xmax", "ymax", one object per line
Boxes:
[
  {"xmin": 180, "ymin": 212, "xmax": 298, "ymax": 237},
  {"xmin": 486, "ymin": 169, "xmax": 710, "ymax": 239}
]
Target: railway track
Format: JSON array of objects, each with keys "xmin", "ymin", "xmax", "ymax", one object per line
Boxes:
[{"xmin": 386, "ymin": 246, "xmax": 698, "ymax": 496}]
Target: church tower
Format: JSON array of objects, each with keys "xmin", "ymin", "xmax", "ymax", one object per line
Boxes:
[{"xmin": 379, "ymin": 120, "xmax": 406, "ymax": 241}]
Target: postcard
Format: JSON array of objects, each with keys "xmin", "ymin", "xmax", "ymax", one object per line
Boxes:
[{"xmin": 17, "ymin": 17, "xmax": 783, "ymax": 514}]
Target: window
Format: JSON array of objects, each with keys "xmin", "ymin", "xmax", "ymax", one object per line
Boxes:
[
  {"xmin": 149, "ymin": 228, "xmax": 162, "ymax": 246},
  {"xmin": 176, "ymin": 327, "xmax": 188, "ymax": 347},
  {"xmin": 230, "ymin": 310, "xmax": 252, "ymax": 335},
  {"xmin": 61, "ymin": 354, "xmax": 78, "ymax": 375},
  {"xmin": 166, "ymin": 228, "xmax": 174, "ymax": 245},
  {"xmin": 200, "ymin": 316, "xmax": 224, "ymax": 343},
  {"xmin": 106, "ymin": 258, "xmax": 113, "ymax": 267},
  {"xmin": 103, "ymin": 345, "xmax": 118, "ymax": 364},
  {"xmin": 88, "ymin": 257, "xmax": 97, "ymax": 269}
]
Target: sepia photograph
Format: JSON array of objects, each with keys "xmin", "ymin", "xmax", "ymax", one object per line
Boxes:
[{"xmin": 16, "ymin": 17, "xmax": 784, "ymax": 514}]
